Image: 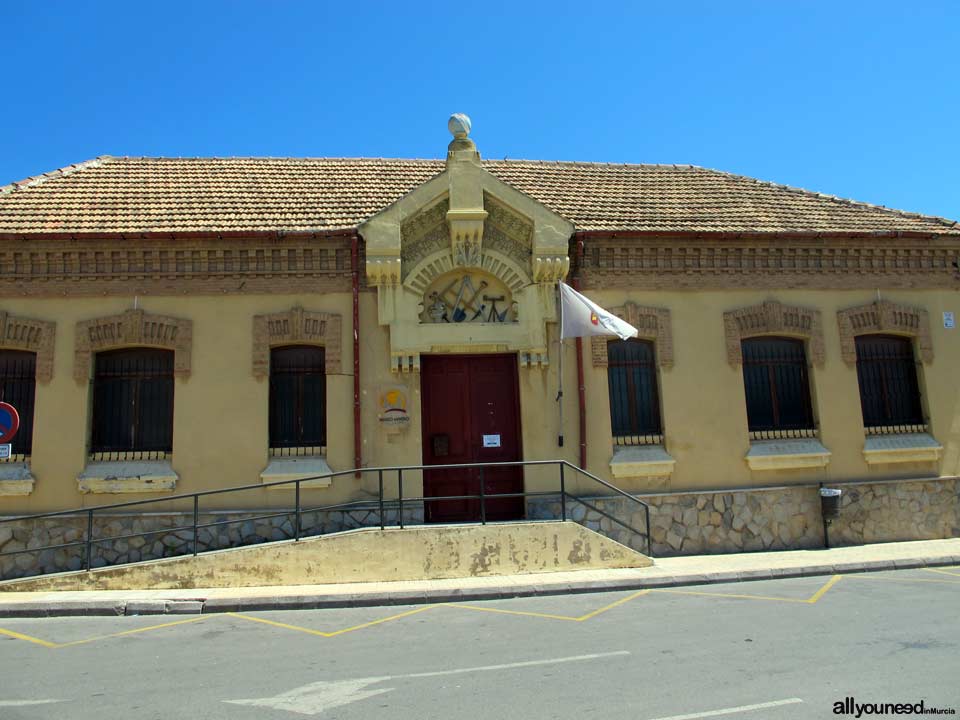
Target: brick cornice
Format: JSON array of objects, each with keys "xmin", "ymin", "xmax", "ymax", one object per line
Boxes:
[
  {"xmin": 74, "ymin": 309, "xmax": 192, "ymax": 381},
  {"xmin": 837, "ymin": 300, "xmax": 933, "ymax": 365},
  {"xmin": 252, "ymin": 307, "xmax": 342, "ymax": 378},
  {"xmin": 0, "ymin": 310, "xmax": 56, "ymax": 382},
  {"xmin": 590, "ymin": 303, "xmax": 673, "ymax": 368}
]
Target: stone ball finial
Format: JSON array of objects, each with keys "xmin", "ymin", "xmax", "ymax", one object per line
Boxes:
[{"xmin": 448, "ymin": 113, "xmax": 472, "ymax": 139}]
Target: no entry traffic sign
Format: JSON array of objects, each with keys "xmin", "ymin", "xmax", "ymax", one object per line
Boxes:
[{"xmin": 0, "ymin": 402, "xmax": 20, "ymax": 444}]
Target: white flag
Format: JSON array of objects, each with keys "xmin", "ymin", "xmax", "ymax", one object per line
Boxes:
[{"xmin": 559, "ymin": 282, "xmax": 638, "ymax": 340}]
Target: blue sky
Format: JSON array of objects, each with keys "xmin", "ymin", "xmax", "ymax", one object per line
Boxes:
[{"xmin": 4, "ymin": 1, "xmax": 959, "ymax": 220}]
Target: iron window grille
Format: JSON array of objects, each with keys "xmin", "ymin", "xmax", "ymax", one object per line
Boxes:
[
  {"xmin": 741, "ymin": 337, "xmax": 817, "ymax": 440},
  {"xmin": 855, "ymin": 335, "xmax": 926, "ymax": 435},
  {"xmin": 0, "ymin": 350, "xmax": 37, "ymax": 460},
  {"xmin": 90, "ymin": 348, "xmax": 174, "ymax": 457},
  {"xmin": 607, "ymin": 339, "xmax": 663, "ymax": 446},
  {"xmin": 269, "ymin": 345, "xmax": 326, "ymax": 451}
]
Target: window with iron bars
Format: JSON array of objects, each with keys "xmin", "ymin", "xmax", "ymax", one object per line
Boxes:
[
  {"xmin": 741, "ymin": 337, "xmax": 817, "ymax": 440},
  {"xmin": 855, "ymin": 334, "xmax": 925, "ymax": 434},
  {"xmin": 607, "ymin": 339, "xmax": 663, "ymax": 445},
  {"xmin": 0, "ymin": 350, "xmax": 37, "ymax": 459},
  {"xmin": 269, "ymin": 345, "xmax": 326, "ymax": 452},
  {"xmin": 90, "ymin": 348, "xmax": 174, "ymax": 458}
]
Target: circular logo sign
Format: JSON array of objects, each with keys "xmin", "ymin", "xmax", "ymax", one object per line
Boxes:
[{"xmin": 0, "ymin": 402, "xmax": 20, "ymax": 444}]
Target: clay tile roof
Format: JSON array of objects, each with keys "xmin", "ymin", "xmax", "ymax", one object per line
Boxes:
[{"xmin": 1, "ymin": 155, "xmax": 957, "ymax": 237}]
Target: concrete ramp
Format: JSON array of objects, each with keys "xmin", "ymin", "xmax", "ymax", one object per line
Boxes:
[{"xmin": 0, "ymin": 521, "xmax": 651, "ymax": 591}]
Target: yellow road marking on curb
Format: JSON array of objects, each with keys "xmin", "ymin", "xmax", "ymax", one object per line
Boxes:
[
  {"xmin": 228, "ymin": 605, "xmax": 437, "ymax": 638},
  {"xmin": 924, "ymin": 567, "xmax": 960, "ymax": 578},
  {"xmin": 807, "ymin": 575, "xmax": 842, "ymax": 603},
  {"xmin": 0, "ymin": 626, "xmax": 59, "ymax": 648},
  {"xmin": 575, "ymin": 589, "xmax": 651, "ymax": 620},
  {"xmin": 451, "ymin": 589, "xmax": 652, "ymax": 622},
  {"xmin": 653, "ymin": 588, "xmax": 810, "ymax": 603},
  {"xmin": 55, "ymin": 616, "xmax": 210, "ymax": 648}
]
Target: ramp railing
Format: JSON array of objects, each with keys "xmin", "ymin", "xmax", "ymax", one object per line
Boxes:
[{"xmin": 0, "ymin": 460, "xmax": 650, "ymax": 581}]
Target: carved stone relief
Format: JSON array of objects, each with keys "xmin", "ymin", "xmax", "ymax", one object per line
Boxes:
[
  {"xmin": 75, "ymin": 309, "xmax": 192, "ymax": 381},
  {"xmin": 420, "ymin": 271, "xmax": 516, "ymax": 324},
  {"xmin": 837, "ymin": 300, "xmax": 932, "ymax": 365},
  {"xmin": 591, "ymin": 303, "xmax": 673, "ymax": 368},
  {"xmin": 723, "ymin": 300, "xmax": 825, "ymax": 366},
  {"xmin": 0, "ymin": 311, "xmax": 56, "ymax": 382},
  {"xmin": 252, "ymin": 306, "xmax": 343, "ymax": 378}
]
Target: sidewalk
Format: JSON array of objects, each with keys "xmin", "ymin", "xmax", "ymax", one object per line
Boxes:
[{"xmin": 1, "ymin": 537, "xmax": 957, "ymax": 618}]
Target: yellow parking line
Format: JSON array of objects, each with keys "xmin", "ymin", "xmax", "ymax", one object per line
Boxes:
[
  {"xmin": 924, "ymin": 567, "xmax": 960, "ymax": 578},
  {"xmin": 229, "ymin": 605, "xmax": 438, "ymax": 638},
  {"xmin": 55, "ymin": 616, "xmax": 210, "ymax": 648},
  {"xmin": 807, "ymin": 575, "xmax": 842, "ymax": 604},
  {"xmin": 575, "ymin": 589, "xmax": 651, "ymax": 620},
  {"xmin": 845, "ymin": 574, "xmax": 960, "ymax": 585},
  {"xmin": 448, "ymin": 604, "xmax": 582, "ymax": 622},
  {"xmin": 653, "ymin": 588, "xmax": 810, "ymax": 603},
  {"xmin": 0, "ymin": 626, "xmax": 59, "ymax": 649}
]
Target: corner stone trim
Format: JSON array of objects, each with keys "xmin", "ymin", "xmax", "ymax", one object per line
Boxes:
[
  {"xmin": 724, "ymin": 300, "xmax": 825, "ymax": 366},
  {"xmin": 0, "ymin": 310, "xmax": 55, "ymax": 382},
  {"xmin": 252, "ymin": 307, "xmax": 342, "ymax": 377},
  {"xmin": 591, "ymin": 303, "xmax": 673, "ymax": 368},
  {"xmin": 75, "ymin": 309, "xmax": 192, "ymax": 381},
  {"xmin": 837, "ymin": 300, "xmax": 933, "ymax": 365}
]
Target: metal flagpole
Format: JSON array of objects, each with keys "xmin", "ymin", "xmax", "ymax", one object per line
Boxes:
[{"xmin": 557, "ymin": 280, "xmax": 564, "ymax": 447}]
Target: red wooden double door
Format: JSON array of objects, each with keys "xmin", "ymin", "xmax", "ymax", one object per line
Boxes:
[{"xmin": 420, "ymin": 354, "xmax": 524, "ymax": 523}]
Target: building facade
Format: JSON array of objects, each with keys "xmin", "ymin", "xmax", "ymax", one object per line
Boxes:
[{"xmin": 1, "ymin": 118, "xmax": 958, "ymax": 577}]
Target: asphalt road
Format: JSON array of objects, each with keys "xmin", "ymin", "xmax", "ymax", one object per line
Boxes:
[{"xmin": 0, "ymin": 567, "xmax": 958, "ymax": 720}]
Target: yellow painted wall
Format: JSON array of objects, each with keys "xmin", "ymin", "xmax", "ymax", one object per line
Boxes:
[{"xmin": 1, "ymin": 286, "xmax": 958, "ymax": 514}]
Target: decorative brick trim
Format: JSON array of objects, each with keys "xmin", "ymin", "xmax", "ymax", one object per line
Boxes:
[
  {"xmin": 0, "ymin": 237, "xmax": 356, "ymax": 298},
  {"xmin": 837, "ymin": 300, "xmax": 933, "ymax": 365},
  {"xmin": 0, "ymin": 311, "xmax": 55, "ymax": 382},
  {"xmin": 75, "ymin": 309, "xmax": 193, "ymax": 381},
  {"xmin": 591, "ymin": 303, "xmax": 673, "ymax": 368},
  {"xmin": 252, "ymin": 307, "xmax": 342, "ymax": 378},
  {"xmin": 723, "ymin": 300, "xmax": 825, "ymax": 366},
  {"xmin": 578, "ymin": 239, "xmax": 960, "ymax": 291}
]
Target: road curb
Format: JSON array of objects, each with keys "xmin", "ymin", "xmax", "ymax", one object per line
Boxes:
[{"xmin": 0, "ymin": 553, "xmax": 956, "ymax": 618}]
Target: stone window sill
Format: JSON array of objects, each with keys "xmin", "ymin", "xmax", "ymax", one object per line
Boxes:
[
  {"xmin": 0, "ymin": 462, "xmax": 35, "ymax": 496},
  {"xmin": 609, "ymin": 445, "xmax": 675, "ymax": 480},
  {"xmin": 863, "ymin": 433, "xmax": 943, "ymax": 465},
  {"xmin": 745, "ymin": 438, "xmax": 831, "ymax": 471},
  {"xmin": 77, "ymin": 460, "xmax": 178, "ymax": 494},
  {"xmin": 260, "ymin": 456, "xmax": 333, "ymax": 490}
]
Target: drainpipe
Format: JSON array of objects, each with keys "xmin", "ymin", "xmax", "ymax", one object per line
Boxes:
[
  {"xmin": 572, "ymin": 236, "xmax": 587, "ymax": 470},
  {"xmin": 352, "ymin": 234, "xmax": 362, "ymax": 478}
]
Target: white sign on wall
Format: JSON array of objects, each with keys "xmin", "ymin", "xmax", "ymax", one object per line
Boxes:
[
  {"xmin": 944, "ymin": 311, "xmax": 955, "ymax": 329},
  {"xmin": 0, "ymin": 444, "xmax": 10, "ymax": 460},
  {"xmin": 482, "ymin": 434, "xmax": 501, "ymax": 448}
]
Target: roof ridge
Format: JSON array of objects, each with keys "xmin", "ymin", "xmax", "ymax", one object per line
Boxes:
[
  {"xmin": 699, "ymin": 165, "xmax": 960, "ymax": 230},
  {"xmin": 0, "ymin": 155, "xmax": 114, "ymax": 195},
  {"xmin": 101, "ymin": 155, "xmax": 447, "ymax": 163}
]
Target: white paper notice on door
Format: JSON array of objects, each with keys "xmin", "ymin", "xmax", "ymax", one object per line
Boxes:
[{"xmin": 482, "ymin": 434, "xmax": 501, "ymax": 448}]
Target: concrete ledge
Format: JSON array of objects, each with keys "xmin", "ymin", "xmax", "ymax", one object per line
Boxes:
[
  {"xmin": 745, "ymin": 438, "xmax": 831, "ymax": 471},
  {"xmin": 609, "ymin": 445, "xmax": 675, "ymax": 480},
  {"xmin": 77, "ymin": 460, "xmax": 178, "ymax": 494},
  {"xmin": 260, "ymin": 456, "xmax": 332, "ymax": 489},
  {"xmin": 863, "ymin": 433, "xmax": 943, "ymax": 465}
]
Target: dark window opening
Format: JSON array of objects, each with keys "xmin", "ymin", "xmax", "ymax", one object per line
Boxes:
[
  {"xmin": 607, "ymin": 339, "xmax": 662, "ymax": 445},
  {"xmin": 91, "ymin": 348, "xmax": 174, "ymax": 454},
  {"xmin": 741, "ymin": 337, "xmax": 815, "ymax": 438},
  {"xmin": 855, "ymin": 335, "xmax": 924, "ymax": 431},
  {"xmin": 0, "ymin": 350, "xmax": 37, "ymax": 457},
  {"xmin": 269, "ymin": 345, "xmax": 326, "ymax": 450}
]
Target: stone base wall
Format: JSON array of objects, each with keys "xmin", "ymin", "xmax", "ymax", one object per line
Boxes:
[
  {"xmin": 0, "ymin": 503, "xmax": 424, "ymax": 581},
  {"xmin": 828, "ymin": 478, "xmax": 960, "ymax": 546},
  {"xmin": 529, "ymin": 477, "xmax": 958, "ymax": 557}
]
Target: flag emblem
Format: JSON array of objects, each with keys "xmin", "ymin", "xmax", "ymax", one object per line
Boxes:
[{"xmin": 590, "ymin": 312, "xmax": 599, "ymax": 326}]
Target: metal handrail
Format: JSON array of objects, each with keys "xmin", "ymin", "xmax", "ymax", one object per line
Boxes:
[{"xmin": 0, "ymin": 460, "xmax": 652, "ymax": 579}]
